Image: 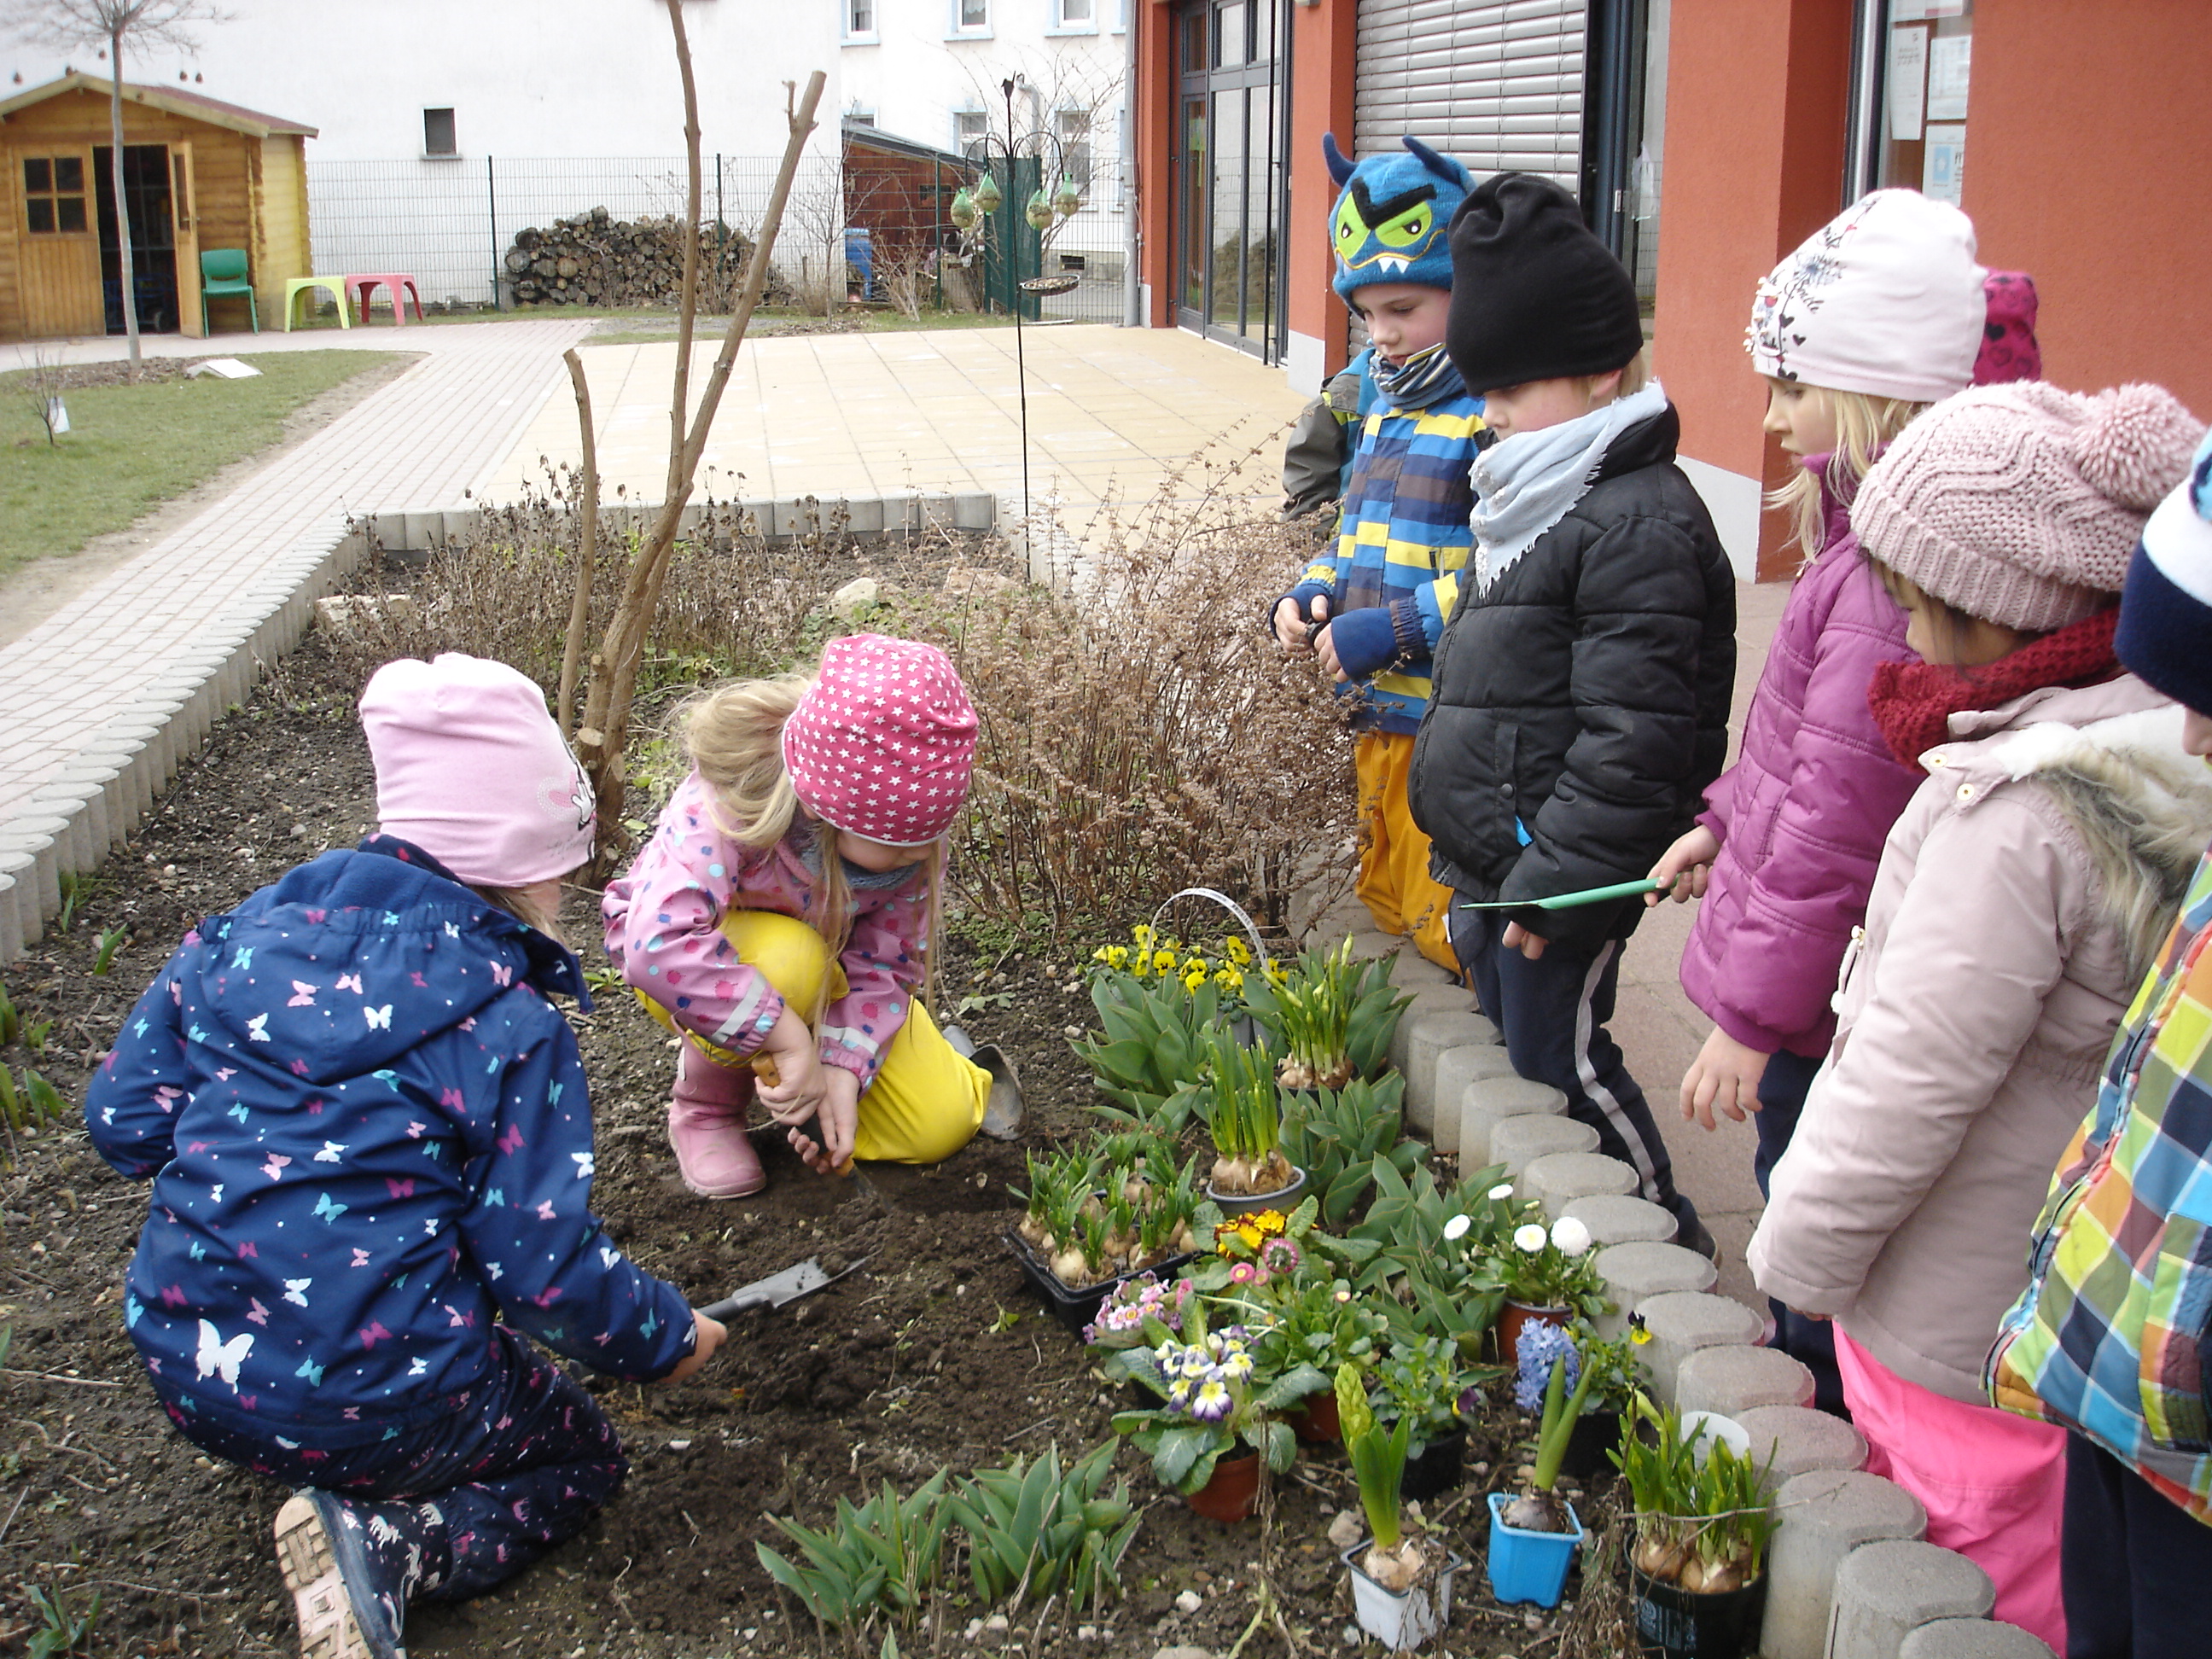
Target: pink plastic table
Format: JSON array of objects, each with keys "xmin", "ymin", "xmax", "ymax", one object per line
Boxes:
[{"xmin": 344, "ymin": 272, "xmax": 426, "ymax": 326}]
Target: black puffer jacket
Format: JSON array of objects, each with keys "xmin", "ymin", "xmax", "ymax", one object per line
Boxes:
[{"xmin": 1409, "ymin": 404, "xmax": 1736, "ymax": 952}]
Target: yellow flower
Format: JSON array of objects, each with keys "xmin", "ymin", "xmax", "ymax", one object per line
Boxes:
[
  {"xmin": 1132, "ymin": 923, "xmax": 1155, "ymax": 946},
  {"xmin": 1152, "ymin": 951, "xmax": 1179, "ymax": 974},
  {"xmin": 1225, "ymin": 936, "xmax": 1252, "ymax": 967},
  {"xmin": 1263, "ymin": 962, "xmax": 1289, "ymax": 988},
  {"xmin": 1248, "ymin": 1209, "xmax": 1288, "ymax": 1237},
  {"xmin": 1215, "ymin": 967, "xmax": 1243, "ymax": 990},
  {"xmin": 1228, "ymin": 1220, "xmax": 1265, "ymax": 1250},
  {"xmin": 1182, "ymin": 964, "xmax": 1207, "ymax": 992},
  {"xmin": 1105, "ymin": 946, "xmax": 1128, "ymax": 969}
]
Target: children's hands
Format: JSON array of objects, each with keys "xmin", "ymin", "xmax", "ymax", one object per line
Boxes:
[
  {"xmin": 1272, "ymin": 594, "xmax": 1330, "ymax": 654},
  {"xmin": 662, "ymin": 1311, "xmax": 727, "ymax": 1385},
  {"xmin": 1679, "ymin": 1025, "xmax": 1773, "ymax": 1131},
  {"xmin": 789, "ymin": 1066, "xmax": 861, "ymax": 1175},
  {"xmin": 1313, "ymin": 623, "xmax": 1349, "ymax": 684},
  {"xmin": 1646, "ymin": 825, "xmax": 1721, "ymax": 905},
  {"xmin": 755, "ymin": 1007, "xmax": 827, "ymax": 1121},
  {"xmin": 1500, "ymin": 921, "xmax": 1548, "ymax": 961}
]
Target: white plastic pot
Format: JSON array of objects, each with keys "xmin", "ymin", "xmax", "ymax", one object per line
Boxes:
[
  {"xmin": 1342, "ymin": 1541, "xmax": 1465, "ymax": 1652},
  {"xmin": 1677, "ymin": 1410, "xmax": 1750, "ymax": 1465}
]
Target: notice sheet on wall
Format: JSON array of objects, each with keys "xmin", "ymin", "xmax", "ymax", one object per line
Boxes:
[
  {"xmin": 1923, "ymin": 124, "xmax": 1965, "ymax": 204},
  {"xmin": 1926, "ymin": 33, "xmax": 1973, "ymax": 122},
  {"xmin": 1888, "ymin": 26, "xmax": 1929, "ymax": 142}
]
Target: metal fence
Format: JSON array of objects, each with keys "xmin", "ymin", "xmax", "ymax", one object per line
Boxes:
[{"xmin": 307, "ymin": 152, "xmax": 1128, "ymax": 322}]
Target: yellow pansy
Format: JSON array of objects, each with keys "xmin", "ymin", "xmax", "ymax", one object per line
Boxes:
[{"xmin": 1225, "ymin": 936, "xmax": 1252, "ymax": 967}]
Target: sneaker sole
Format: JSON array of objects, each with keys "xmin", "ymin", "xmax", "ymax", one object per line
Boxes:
[{"xmin": 275, "ymin": 1495, "xmax": 387, "ymax": 1659}]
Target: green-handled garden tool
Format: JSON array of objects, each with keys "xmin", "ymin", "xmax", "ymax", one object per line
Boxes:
[{"xmin": 1456, "ymin": 876, "xmax": 1678, "ymax": 912}]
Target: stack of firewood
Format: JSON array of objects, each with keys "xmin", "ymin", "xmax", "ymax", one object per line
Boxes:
[{"xmin": 504, "ymin": 209, "xmax": 754, "ymax": 306}]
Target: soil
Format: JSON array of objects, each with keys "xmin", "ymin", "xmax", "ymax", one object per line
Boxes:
[{"xmin": 0, "ymin": 631, "xmax": 1636, "ymax": 1658}]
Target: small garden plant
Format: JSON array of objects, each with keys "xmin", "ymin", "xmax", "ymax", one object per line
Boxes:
[
  {"xmin": 1613, "ymin": 1402, "xmax": 1780, "ymax": 1594},
  {"xmin": 1241, "ymin": 935, "xmax": 1410, "ymax": 1091},
  {"xmin": 1194, "ymin": 1029, "xmax": 1295, "ymax": 1198},
  {"xmin": 1336, "ymin": 1363, "xmax": 1431, "ymax": 1591}
]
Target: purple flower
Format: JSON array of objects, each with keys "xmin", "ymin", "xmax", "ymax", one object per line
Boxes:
[
  {"xmin": 1513, "ymin": 1320, "xmax": 1581, "ymax": 1414},
  {"xmin": 1259, "ymin": 1237, "xmax": 1302, "ymax": 1275}
]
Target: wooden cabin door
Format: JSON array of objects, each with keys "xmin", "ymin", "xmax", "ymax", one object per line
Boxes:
[
  {"xmin": 18, "ymin": 146, "xmax": 103, "ymax": 337},
  {"xmin": 172, "ymin": 142, "xmax": 202, "ymax": 338}
]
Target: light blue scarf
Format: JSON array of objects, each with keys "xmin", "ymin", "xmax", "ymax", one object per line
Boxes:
[
  {"xmin": 1371, "ymin": 342, "xmax": 1467, "ymax": 413},
  {"xmin": 1470, "ymin": 381, "xmax": 1670, "ymax": 594}
]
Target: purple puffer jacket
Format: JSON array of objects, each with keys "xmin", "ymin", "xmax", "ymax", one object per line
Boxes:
[{"xmin": 1679, "ymin": 457, "xmax": 1923, "ymax": 1057}]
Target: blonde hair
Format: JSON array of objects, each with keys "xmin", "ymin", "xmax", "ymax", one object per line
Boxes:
[
  {"xmin": 1766, "ymin": 383, "xmax": 1929, "ymax": 561},
  {"xmin": 1575, "ymin": 349, "xmax": 1650, "ymax": 407},
  {"xmin": 677, "ymin": 672, "xmax": 947, "ymax": 1025},
  {"xmin": 474, "ymin": 883, "xmax": 564, "ymax": 948}
]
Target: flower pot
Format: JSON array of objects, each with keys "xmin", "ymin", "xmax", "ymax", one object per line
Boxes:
[
  {"xmin": 1343, "ymin": 1540, "xmax": 1465, "ymax": 1652},
  {"xmin": 1628, "ymin": 1565, "xmax": 1768, "ymax": 1659},
  {"xmin": 1495, "ymin": 1299, "xmax": 1571, "ymax": 1366},
  {"xmin": 1285, "ymin": 1388, "xmax": 1342, "ymax": 1444},
  {"xmin": 1558, "ymin": 1407, "xmax": 1623, "ymax": 1481},
  {"xmin": 1399, "ymin": 1427, "xmax": 1465, "ymax": 1503},
  {"xmin": 1206, "ymin": 1164, "xmax": 1308, "ymax": 1219},
  {"xmin": 1185, "ymin": 1451, "xmax": 1262, "ymax": 1523},
  {"xmin": 1485, "ymin": 1490, "xmax": 1583, "ymax": 1609},
  {"xmin": 1004, "ymin": 1230, "xmax": 1197, "ymax": 1338}
]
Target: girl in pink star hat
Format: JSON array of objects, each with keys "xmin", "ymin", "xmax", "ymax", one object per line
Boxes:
[{"xmin": 604, "ymin": 633, "xmax": 1021, "ymax": 1196}]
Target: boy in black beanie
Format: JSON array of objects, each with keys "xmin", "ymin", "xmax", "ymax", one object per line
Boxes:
[{"xmin": 1408, "ymin": 172, "xmax": 1736, "ymax": 1253}]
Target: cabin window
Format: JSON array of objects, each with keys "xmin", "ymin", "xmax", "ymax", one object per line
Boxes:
[
  {"xmin": 23, "ymin": 155, "xmax": 89, "ymax": 235},
  {"xmin": 423, "ymin": 108, "xmax": 458, "ymax": 159}
]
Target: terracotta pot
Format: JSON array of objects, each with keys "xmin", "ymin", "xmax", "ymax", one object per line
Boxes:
[
  {"xmin": 1285, "ymin": 1388, "xmax": 1342, "ymax": 1444},
  {"xmin": 1185, "ymin": 1451, "xmax": 1263, "ymax": 1522},
  {"xmin": 1495, "ymin": 1299, "xmax": 1571, "ymax": 1365}
]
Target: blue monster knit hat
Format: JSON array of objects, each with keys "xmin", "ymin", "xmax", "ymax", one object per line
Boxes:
[
  {"xmin": 1325, "ymin": 133, "xmax": 1471, "ymax": 305},
  {"xmin": 2116, "ymin": 427, "xmax": 2212, "ymax": 714}
]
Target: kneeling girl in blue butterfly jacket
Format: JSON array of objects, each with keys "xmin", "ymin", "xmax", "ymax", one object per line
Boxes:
[{"xmin": 84, "ymin": 653, "xmax": 725, "ymax": 1659}]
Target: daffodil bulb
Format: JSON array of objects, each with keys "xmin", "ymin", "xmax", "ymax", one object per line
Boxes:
[
  {"xmin": 1514, "ymin": 1223, "xmax": 1549, "ymax": 1253},
  {"xmin": 1550, "ymin": 1216, "xmax": 1593, "ymax": 1257},
  {"xmin": 1441, "ymin": 1214, "xmax": 1471, "ymax": 1242},
  {"xmin": 1487, "ymin": 1182, "xmax": 1515, "ymax": 1201}
]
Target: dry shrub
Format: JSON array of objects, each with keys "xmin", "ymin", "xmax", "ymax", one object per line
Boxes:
[{"xmin": 886, "ymin": 459, "xmax": 1361, "ymax": 945}]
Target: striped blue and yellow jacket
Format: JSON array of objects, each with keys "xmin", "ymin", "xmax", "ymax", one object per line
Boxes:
[{"xmin": 1285, "ymin": 386, "xmax": 1485, "ymax": 734}]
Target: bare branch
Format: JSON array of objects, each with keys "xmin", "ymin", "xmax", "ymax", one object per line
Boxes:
[{"xmin": 0, "ymin": 0, "xmax": 227, "ymax": 55}]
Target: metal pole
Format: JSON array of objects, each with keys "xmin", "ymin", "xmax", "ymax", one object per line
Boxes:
[
  {"xmin": 487, "ymin": 154, "xmax": 499, "ymax": 308},
  {"xmin": 1123, "ymin": 0, "xmax": 1142, "ymax": 329},
  {"xmin": 1003, "ymin": 79, "xmax": 1030, "ymax": 534}
]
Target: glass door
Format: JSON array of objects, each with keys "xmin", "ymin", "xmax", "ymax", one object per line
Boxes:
[{"xmin": 1171, "ymin": 0, "xmax": 1288, "ymax": 360}]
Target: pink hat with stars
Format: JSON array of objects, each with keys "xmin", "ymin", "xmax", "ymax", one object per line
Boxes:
[{"xmin": 781, "ymin": 634, "xmax": 978, "ymax": 847}]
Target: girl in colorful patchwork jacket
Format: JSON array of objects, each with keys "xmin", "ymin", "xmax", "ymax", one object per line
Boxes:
[
  {"xmin": 603, "ymin": 633, "xmax": 1019, "ymax": 1201},
  {"xmin": 84, "ymin": 653, "xmax": 725, "ymax": 1659},
  {"xmin": 1989, "ymin": 430, "xmax": 2212, "ymax": 1659},
  {"xmin": 1644, "ymin": 192, "xmax": 2019, "ymax": 1413},
  {"xmin": 1748, "ymin": 384, "xmax": 2210, "ymax": 1650},
  {"xmin": 1270, "ymin": 134, "xmax": 1486, "ymax": 974}
]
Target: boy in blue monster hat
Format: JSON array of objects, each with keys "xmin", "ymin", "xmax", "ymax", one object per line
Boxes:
[{"xmin": 1269, "ymin": 134, "xmax": 1487, "ymax": 974}]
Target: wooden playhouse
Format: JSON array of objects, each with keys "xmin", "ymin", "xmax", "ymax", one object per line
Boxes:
[{"xmin": 0, "ymin": 72, "xmax": 316, "ymax": 341}]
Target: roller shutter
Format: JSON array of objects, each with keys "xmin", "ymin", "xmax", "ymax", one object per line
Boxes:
[{"xmin": 1353, "ymin": 0, "xmax": 1588, "ymax": 191}]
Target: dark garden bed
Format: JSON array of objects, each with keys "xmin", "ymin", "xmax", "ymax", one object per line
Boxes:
[{"xmin": 0, "ymin": 626, "xmax": 1636, "ymax": 1659}]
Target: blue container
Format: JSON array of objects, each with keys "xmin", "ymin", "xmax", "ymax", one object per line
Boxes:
[{"xmin": 1485, "ymin": 1491, "xmax": 1583, "ymax": 1609}]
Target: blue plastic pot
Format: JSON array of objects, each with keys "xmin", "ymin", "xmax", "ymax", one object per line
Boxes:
[{"xmin": 1485, "ymin": 1491, "xmax": 1583, "ymax": 1609}]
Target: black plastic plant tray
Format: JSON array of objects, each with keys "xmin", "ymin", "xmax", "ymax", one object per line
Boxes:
[{"xmin": 1003, "ymin": 1231, "xmax": 1198, "ymax": 1338}]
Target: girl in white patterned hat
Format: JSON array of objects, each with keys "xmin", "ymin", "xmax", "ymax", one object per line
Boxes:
[{"xmin": 604, "ymin": 634, "xmax": 1020, "ymax": 1196}]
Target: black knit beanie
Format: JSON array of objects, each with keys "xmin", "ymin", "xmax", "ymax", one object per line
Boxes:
[{"xmin": 1446, "ymin": 172, "xmax": 1644, "ymax": 394}]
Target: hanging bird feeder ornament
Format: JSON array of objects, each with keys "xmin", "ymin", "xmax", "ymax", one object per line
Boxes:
[
  {"xmin": 1052, "ymin": 175, "xmax": 1084, "ymax": 218},
  {"xmin": 950, "ymin": 187, "xmax": 979, "ymax": 231},
  {"xmin": 1024, "ymin": 187, "xmax": 1056, "ymax": 231},
  {"xmin": 974, "ymin": 172, "xmax": 1004, "ymax": 214}
]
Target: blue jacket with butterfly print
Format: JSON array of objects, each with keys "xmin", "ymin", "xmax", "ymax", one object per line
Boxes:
[{"xmin": 84, "ymin": 835, "xmax": 697, "ymax": 1450}]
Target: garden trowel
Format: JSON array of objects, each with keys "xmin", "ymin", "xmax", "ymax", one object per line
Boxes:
[{"xmin": 698, "ymin": 1254, "xmax": 870, "ymax": 1322}]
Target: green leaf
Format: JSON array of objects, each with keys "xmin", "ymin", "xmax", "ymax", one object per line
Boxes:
[{"xmin": 1150, "ymin": 1423, "xmax": 1214, "ymax": 1491}]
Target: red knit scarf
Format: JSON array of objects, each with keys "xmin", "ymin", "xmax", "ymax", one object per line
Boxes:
[{"xmin": 1867, "ymin": 607, "xmax": 2122, "ymax": 772}]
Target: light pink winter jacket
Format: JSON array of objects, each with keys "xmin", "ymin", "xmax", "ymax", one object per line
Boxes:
[
  {"xmin": 602, "ymin": 771, "xmax": 928, "ymax": 1087},
  {"xmin": 1749, "ymin": 676, "xmax": 2204, "ymax": 1403}
]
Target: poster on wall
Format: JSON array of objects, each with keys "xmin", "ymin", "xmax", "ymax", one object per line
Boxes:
[
  {"xmin": 1926, "ymin": 33, "xmax": 1972, "ymax": 121},
  {"xmin": 1888, "ymin": 26, "xmax": 1929, "ymax": 142},
  {"xmin": 1890, "ymin": 0, "xmax": 1966, "ymax": 15},
  {"xmin": 1923, "ymin": 124, "xmax": 1965, "ymax": 204}
]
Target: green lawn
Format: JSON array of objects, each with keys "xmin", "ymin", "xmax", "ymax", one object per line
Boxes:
[{"xmin": 0, "ymin": 350, "xmax": 404, "ymax": 580}]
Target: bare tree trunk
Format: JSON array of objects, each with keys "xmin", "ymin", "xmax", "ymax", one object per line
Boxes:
[
  {"xmin": 663, "ymin": 0, "xmax": 702, "ymax": 506},
  {"xmin": 556, "ymin": 346, "xmax": 599, "ymax": 736},
  {"xmin": 107, "ymin": 34, "xmax": 142, "ymax": 370},
  {"xmin": 573, "ymin": 68, "xmax": 828, "ymax": 859}
]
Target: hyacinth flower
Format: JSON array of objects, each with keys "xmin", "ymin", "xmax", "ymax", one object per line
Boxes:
[{"xmin": 1514, "ymin": 1321, "xmax": 1583, "ymax": 1415}]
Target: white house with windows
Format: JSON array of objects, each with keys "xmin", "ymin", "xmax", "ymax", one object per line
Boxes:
[
  {"xmin": 3, "ymin": 1, "xmax": 841, "ymax": 309},
  {"xmin": 839, "ymin": 0, "xmax": 1130, "ymax": 299}
]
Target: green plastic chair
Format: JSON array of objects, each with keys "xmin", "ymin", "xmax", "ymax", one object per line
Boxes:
[{"xmin": 201, "ymin": 248, "xmax": 258, "ymax": 333}]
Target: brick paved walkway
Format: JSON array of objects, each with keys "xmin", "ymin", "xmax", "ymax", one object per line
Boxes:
[{"xmin": 0, "ymin": 318, "xmax": 588, "ymax": 824}]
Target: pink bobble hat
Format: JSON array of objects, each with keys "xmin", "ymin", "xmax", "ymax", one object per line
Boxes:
[
  {"xmin": 781, "ymin": 634, "xmax": 979, "ymax": 847},
  {"xmin": 358, "ymin": 653, "xmax": 597, "ymax": 886}
]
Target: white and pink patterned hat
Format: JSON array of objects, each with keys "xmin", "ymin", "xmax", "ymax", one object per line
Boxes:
[{"xmin": 781, "ymin": 634, "xmax": 978, "ymax": 847}]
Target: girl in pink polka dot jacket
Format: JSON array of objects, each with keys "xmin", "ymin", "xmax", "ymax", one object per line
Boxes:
[{"xmin": 602, "ymin": 634, "xmax": 1022, "ymax": 1198}]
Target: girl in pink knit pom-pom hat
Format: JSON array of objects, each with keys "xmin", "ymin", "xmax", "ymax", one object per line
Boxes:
[{"xmin": 603, "ymin": 634, "xmax": 1021, "ymax": 1196}]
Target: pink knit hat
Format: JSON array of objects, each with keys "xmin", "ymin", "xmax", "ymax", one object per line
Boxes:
[
  {"xmin": 781, "ymin": 634, "xmax": 978, "ymax": 847},
  {"xmin": 359, "ymin": 654, "xmax": 596, "ymax": 886},
  {"xmin": 1852, "ymin": 381, "xmax": 2206, "ymax": 632}
]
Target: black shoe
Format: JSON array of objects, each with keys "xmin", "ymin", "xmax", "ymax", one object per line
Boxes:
[
  {"xmin": 1676, "ymin": 1214, "xmax": 1720, "ymax": 1265},
  {"xmin": 276, "ymin": 1490, "xmax": 424, "ymax": 1659},
  {"xmin": 973, "ymin": 1044, "xmax": 1025, "ymax": 1140}
]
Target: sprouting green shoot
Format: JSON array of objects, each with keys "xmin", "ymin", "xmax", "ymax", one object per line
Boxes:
[
  {"xmin": 1336, "ymin": 1362, "xmax": 1411, "ymax": 1551},
  {"xmin": 1529, "ymin": 1349, "xmax": 1597, "ymax": 1494}
]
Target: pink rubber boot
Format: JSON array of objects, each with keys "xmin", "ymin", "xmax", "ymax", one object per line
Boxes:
[{"xmin": 667, "ymin": 1041, "xmax": 766, "ymax": 1199}]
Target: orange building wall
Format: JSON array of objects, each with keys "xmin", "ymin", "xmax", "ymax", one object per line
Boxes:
[
  {"xmin": 1651, "ymin": 0, "xmax": 1854, "ymax": 579},
  {"xmin": 1135, "ymin": 0, "xmax": 1176, "ymax": 326},
  {"xmin": 1967, "ymin": 0, "xmax": 2212, "ymax": 419},
  {"xmin": 1285, "ymin": 0, "xmax": 1358, "ymax": 376}
]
